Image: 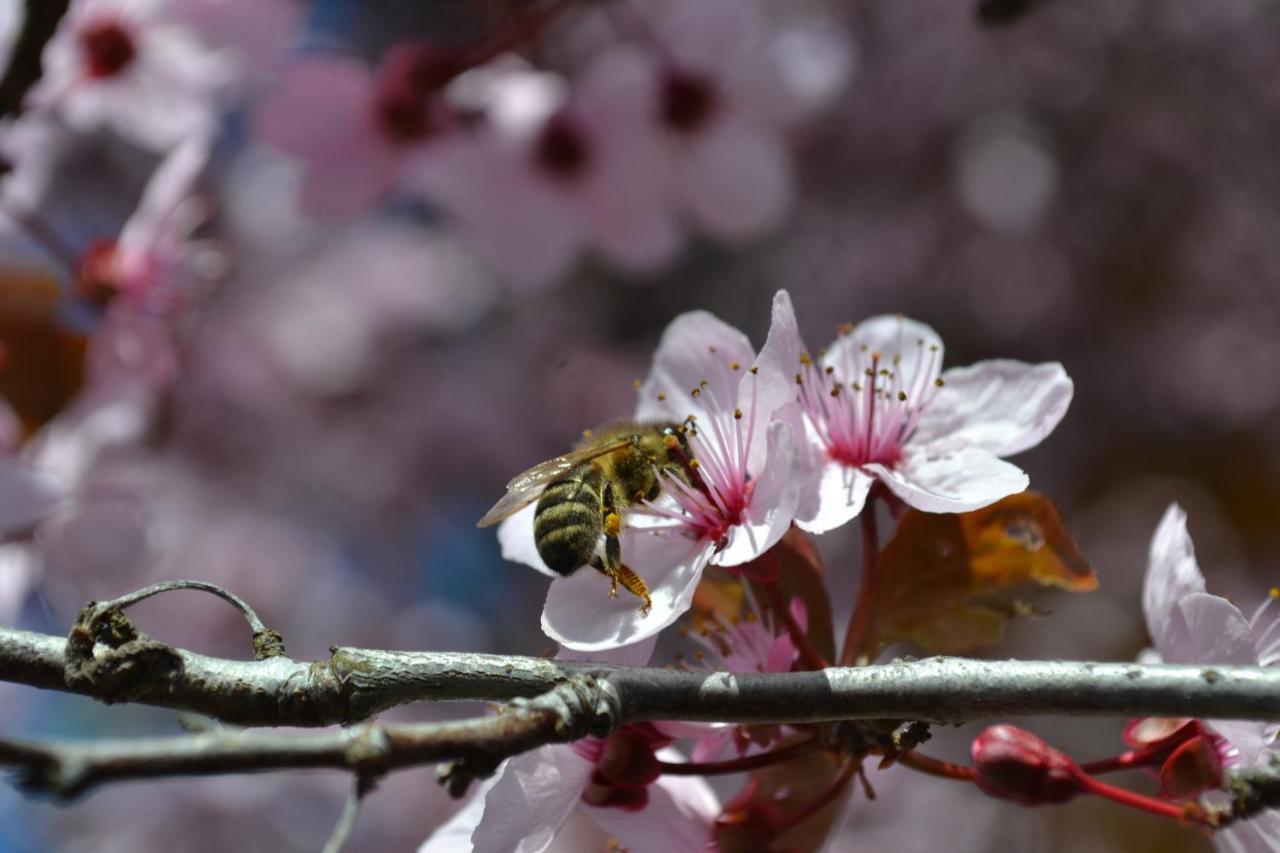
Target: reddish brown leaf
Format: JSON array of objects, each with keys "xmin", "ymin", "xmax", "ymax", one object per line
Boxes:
[
  {"xmin": 869, "ymin": 492, "xmax": 1096, "ymax": 655},
  {"xmin": 0, "ymin": 265, "xmax": 85, "ymax": 436}
]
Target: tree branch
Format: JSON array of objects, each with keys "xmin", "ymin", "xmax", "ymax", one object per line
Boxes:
[
  {"xmin": 4, "ymin": 622, "xmax": 1280, "ymax": 727},
  {"xmin": 0, "ymin": 0, "xmax": 70, "ymax": 122},
  {"xmin": 0, "ymin": 674, "xmax": 621, "ymax": 799}
]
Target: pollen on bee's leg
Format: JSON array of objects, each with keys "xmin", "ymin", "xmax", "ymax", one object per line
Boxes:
[
  {"xmin": 604, "ymin": 511, "xmax": 622, "ymax": 538},
  {"xmin": 616, "ymin": 564, "xmax": 652, "ymax": 615}
]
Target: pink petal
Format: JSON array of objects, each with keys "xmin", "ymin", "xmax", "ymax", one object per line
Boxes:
[
  {"xmin": 1178, "ymin": 592, "xmax": 1255, "ymax": 667},
  {"xmin": 823, "ymin": 314, "xmax": 944, "ymax": 385},
  {"xmin": 635, "ymin": 308, "xmax": 758, "ymax": 422},
  {"xmin": 715, "ymin": 421, "xmax": 797, "ymax": 566},
  {"xmin": 756, "ymin": 289, "xmax": 805, "ymax": 384},
  {"xmin": 1214, "ymin": 809, "xmax": 1280, "ymax": 853},
  {"xmin": 471, "ymin": 745, "xmax": 593, "ymax": 853},
  {"xmin": 913, "ymin": 360, "xmax": 1073, "ymax": 458},
  {"xmin": 680, "ymin": 116, "xmax": 793, "ymax": 243},
  {"xmin": 498, "ymin": 504, "xmax": 558, "ymax": 578},
  {"xmin": 255, "ymin": 57, "xmax": 374, "ymax": 159},
  {"xmin": 866, "ymin": 446, "xmax": 1028, "ymax": 514},
  {"xmin": 542, "ymin": 531, "xmax": 714, "ymax": 651},
  {"xmin": 794, "ymin": 456, "xmax": 875, "ymax": 534},
  {"xmin": 1142, "ymin": 504, "xmax": 1206, "ymax": 664}
]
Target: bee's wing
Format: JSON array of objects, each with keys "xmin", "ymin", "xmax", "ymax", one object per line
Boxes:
[{"xmin": 475, "ymin": 437, "xmax": 637, "ymax": 528}]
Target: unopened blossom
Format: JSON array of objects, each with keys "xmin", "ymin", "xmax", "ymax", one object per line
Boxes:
[
  {"xmin": 255, "ymin": 45, "xmax": 460, "ymax": 216},
  {"xmin": 32, "ymin": 0, "xmax": 234, "ymax": 151},
  {"xmin": 419, "ymin": 641, "xmax": 720, "ymax": 853},
  {"xmin": 1142, "ymin": 504, "xmax": 1280, "ymax": 851},
  {"xmin": 499, "ymin": 303, "xmax": 799, "ymax": 650},
  {"xmin": 759, "ymin": 290, "xmax": 1073, "ymax": 532},
  {"xmin": 407, "ymin": 52, "xmax": 678, "ymax": 290}
]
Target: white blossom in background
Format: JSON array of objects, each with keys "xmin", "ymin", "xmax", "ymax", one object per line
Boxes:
[
  {"xmin": 759, "ymin": 290, "xmax": 1073, "ymax": 532},
  {"xmin": 32, "ymin": 0, "xmax": 234, "ymax": 151},
  {"xmin": 1141, "ymin": 504, "xmax": 1280, "ymax": 852}
]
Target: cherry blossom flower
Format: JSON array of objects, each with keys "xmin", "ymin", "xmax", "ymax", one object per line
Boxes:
[
  {"xmin": 255, "ymin": 44, "xmax": 459, "ymax": 216},
  {"xmin": 407, "ymin": 52, "xmax": 678, "ymax": 290},
  {"xmin": 759, "ymin": 290, "xmax": 1073, "ymax": 532},
  {"xmin": 498, "ymin": 303, "xmax": 799, "ymax": 651},
  {"xmin": 32, "ymin": 0, "xmax": 234, "ymax": 151},
  {"xmin": 626, "ymin": 0, "xmax": 821, "ymax": 243},
  {"xmin": 1142, "ymin": 503, "xmax": 1280, "ymax": 851},
  {"xmin": 418, "ymin": 641, "xmax": 720, "ymax": 853}
]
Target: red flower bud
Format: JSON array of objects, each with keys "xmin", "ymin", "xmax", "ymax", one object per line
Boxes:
[{"xmin": 971, "ymin": 725, "xmax": 1081, "ymax": 806}]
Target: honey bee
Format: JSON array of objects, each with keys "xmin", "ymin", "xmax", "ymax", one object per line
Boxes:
[{"xmin": 477, "ymin": 421, "xmax": 695, "ymax": 612}]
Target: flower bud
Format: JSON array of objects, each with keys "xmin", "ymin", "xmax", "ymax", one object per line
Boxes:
[{"xmin": 971, "ymin": 725, "xmax": 1081, "ymax": 805}]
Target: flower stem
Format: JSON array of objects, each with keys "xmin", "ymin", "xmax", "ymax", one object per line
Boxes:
[
  {"xmin": 658, "ymin": 737, "xmax": 820, "ymax": 776},
  {"xmin": 1073, "ymin": 769, "xmax": 1205, "ymax": 825},
  {"xmin": 840, "ymin": 496, "xmax": 881, "ymax": 666},
  {"xmin": 896, "ymin": 749, "xmax": 977, "ymax": 781},
  {"xmin": 1079, "ymin": 751, "xmax": 1149, "ymax": 775}
]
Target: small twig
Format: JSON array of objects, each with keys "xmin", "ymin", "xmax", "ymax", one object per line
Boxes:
[
  {"xmin": 79, "ymin": 579, "xmax": 285, "ymax": 659},
  {"xmin": 322, "ymin": 777, "xmax": 374, "ymax": 853},
  {"xmin": 0, "ymin": 675, "xmax": 623, "ymax": 800}
]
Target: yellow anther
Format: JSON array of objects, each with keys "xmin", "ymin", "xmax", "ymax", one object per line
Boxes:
[
  {"xmin": 799, "ymin": 352, "xmax": 813, "ymax": 365},
  {"xmin": 795, "ymin": 373, "xmax": 803, "ymax": 384},
  {"xmin": 733, "ymin": 408, "xmax": 743, "ymax": 419},
  {"xmin": 689, "ymin": 458, "xmax": 701, "ymax": 469},
  {"xmin": 749, "ymin": 366, "xmax": 759, "ymax": 375},
  {"xmin": 830, "ymin": 386, "xmax": 841, "ymax": 397},
  {"xmin": 691, "ymin": 387, "xmax": 701, "ymax": 397},
  {"xmin": 582, "ymin": 429, "xmax": 594, "ymax": 439},
  {"xmin": 837, "ymin": 322, "xmax": 853, "ymax": 335},
  {"xmin": 935, "ymin": 378, "xmax": 946, "ymax": 387},
  {"xmin": 657, "ymin": 392, "xmax": 667, "ymax": 401},
  {"xmin": 632, "ymin": 378, "xmax": 642, "ymax": 388},
  {"xmin": 730, "ymin": 361, "xmax": 741, "ymax": 370},
  {"xmin": 898, "ymin": 390, "xmax": 907, "ymax": 401}
]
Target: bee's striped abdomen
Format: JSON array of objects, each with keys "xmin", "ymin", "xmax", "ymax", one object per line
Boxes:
[{"xmin": 534, "ymin": 463, "xmax": 604, "ymax": 576}]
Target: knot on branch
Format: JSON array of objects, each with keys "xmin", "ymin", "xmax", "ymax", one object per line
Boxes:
[
  {"xmin": 513, "ymin": 674, "xmax": 623, "ymax": 741},
  {"xmin": 63, "ymin": 604, "xmax": 184, "ymax": 704}
]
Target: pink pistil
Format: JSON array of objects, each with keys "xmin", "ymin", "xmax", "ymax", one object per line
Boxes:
[{"xmin": 796, "ymin": 335, "xmax": 943, "ymax": 469}]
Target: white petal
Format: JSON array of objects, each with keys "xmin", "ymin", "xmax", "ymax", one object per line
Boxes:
[
  {"xmin": 418, "ymin": 776, "xmax": 495, "ymax": 853},
  {"xmin": 680, "ymin": 117, "xmax": 793, "ymax": 243},
  {"xmin": 715, "ymin": 421, "xmax": 797, "ymax": 566},
  {"xmin": 866, "ymin": 446, "xmax": 1028, "ymax": 514},
  {"xmin": 1180, "ymin": 592, "xmax": 1257, "ymax": 667},
  {"xmin": 556, "ymin": 635, "xmax": 657, "ymax": 667},
  {"xmin": 1142, "ymin": 504, "xmax": 1206, "ymax": 664},
  {"xmin": 913, "ymin": 360, "xmax": 1073, "ymax": 458},
  {"xmin": 794, "ymin": 457, "xmax": 874, "ymax": 535},
  {"xmin": 756, "ymin": 289, "xmax": 805, "ymax": 382},
  {"xmin": 635, "ymin": 309, "xmax": 756, "ymax": 422},
  {"xmin": 471, "ymin": 746, "xmax": 593, "ymax": 853},
  {"xmin": 822, "ymin": 315, "xmax": 944, "ymax": 386},
  {"xmin": 542, "ymin": 531, "xmax": 714, "ymax": 651},
  {"xmin": 584, "ymin": 749, "xmax": 719, "ymax": 851},
  {"xmin": 498, "ymin": 503, "xmax": 557, "ymax": 578},
  {"xmin": 1214, "ymin": 809, "xmax": 1280, "ymax": 853}
]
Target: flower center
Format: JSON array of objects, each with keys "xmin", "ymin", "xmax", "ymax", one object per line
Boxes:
[
  {"xmin": 80, "ymin": 20, "xmax": 137, "ymax": 79},
  {"xmin": 659, "ymin": 68, "xmax": 717, "ymax": 135},
  {"xmin": 533, "ymin": 112, "xmax": 592, "ymax": 181},
  {"xmin": 796, "ymin": 330, "xmax": 943, "ymax": 469}
]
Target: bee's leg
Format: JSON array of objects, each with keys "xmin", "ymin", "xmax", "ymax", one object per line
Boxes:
[{"xmin": 590, "ymin": 482, "xmax": 652, "ymax": 615}]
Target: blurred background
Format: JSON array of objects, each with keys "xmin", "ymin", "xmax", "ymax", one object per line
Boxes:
[{"xmin": 1, "ymin": 0, "xmax": 1278, "ymax": 850}]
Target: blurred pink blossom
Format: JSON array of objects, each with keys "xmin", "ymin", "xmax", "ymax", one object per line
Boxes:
[
  {"xmin": 32, "ymin": 0, "xmax": 234, "ymax": 151},
  {"xmin": 760, "ymin": 290, "xmax": 1073, "ymax": 531},
  {"xmin": 255, "ymin": 45, "xmax": 459, "ymax": 216}
]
